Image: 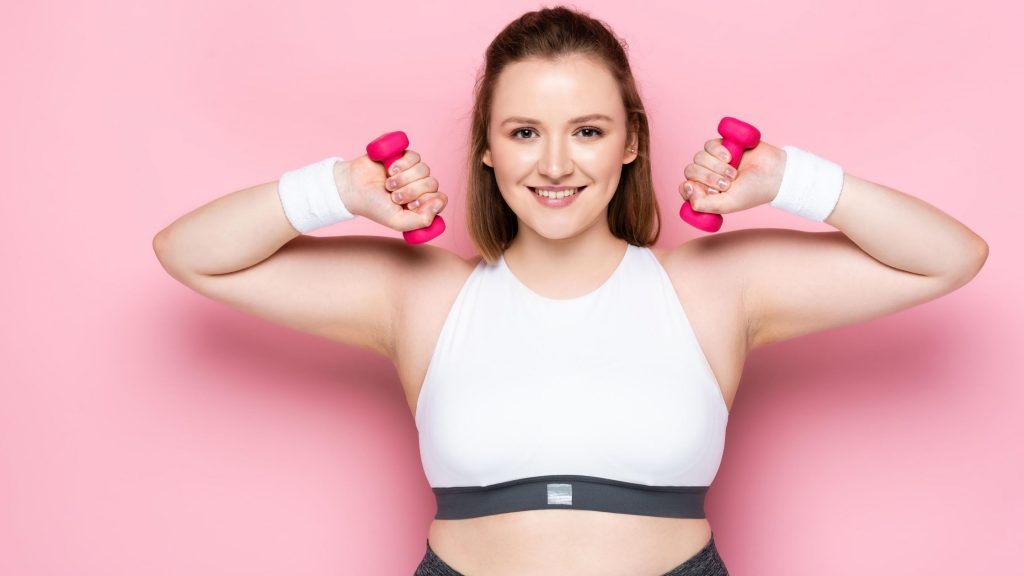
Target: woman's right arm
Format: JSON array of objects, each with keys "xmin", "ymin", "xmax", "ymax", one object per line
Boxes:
[{"xmin": 152, "ymin": 154, "xmax": 448, "ymax": 359}]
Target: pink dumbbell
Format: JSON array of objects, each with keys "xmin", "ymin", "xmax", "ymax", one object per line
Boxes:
[
  {"xmin": 366, "ymin": 131, "xmax": 446, "ymax": 245},
  {"xmin": 679, "ymin": 117, "xmax": 761, "ymax": 233}
]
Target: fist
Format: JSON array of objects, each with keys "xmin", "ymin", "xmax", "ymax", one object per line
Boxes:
[
  {"xmin": 338, "ymin": 149, "xmax": 448, "ymax": 232},
  {"xmin": 679, "ymin": 138, "xmax": 786, "ymax": 215}
]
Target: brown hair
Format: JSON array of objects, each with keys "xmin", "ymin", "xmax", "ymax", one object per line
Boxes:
[{"xmin": 465, "ymin": 5, "xmax": 660, "ymax": 264}]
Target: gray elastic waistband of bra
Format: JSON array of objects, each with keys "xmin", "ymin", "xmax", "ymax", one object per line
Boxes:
[{"xmin": 432, "ymin": 475, "xmax": 708, "ymax": 520}]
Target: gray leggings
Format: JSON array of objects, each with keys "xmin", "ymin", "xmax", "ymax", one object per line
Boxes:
[{"xmin": 413, "ymin": 532, "xmax": 729, "ymax": 575}]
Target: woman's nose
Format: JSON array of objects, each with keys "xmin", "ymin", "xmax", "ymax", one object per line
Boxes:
[{"xmin": 538, "ymin": 139, "xmax": 574, "ymax": 177}]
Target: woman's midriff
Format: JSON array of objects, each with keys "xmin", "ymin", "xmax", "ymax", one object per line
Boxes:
[{"xmin": 426, "ymin": 510, "xmax": 713, "ymax": 576}]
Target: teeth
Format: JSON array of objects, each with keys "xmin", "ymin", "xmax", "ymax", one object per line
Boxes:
[{"xmin": 534, "ymin": 187, "xmax": 580, "ymax": 199}]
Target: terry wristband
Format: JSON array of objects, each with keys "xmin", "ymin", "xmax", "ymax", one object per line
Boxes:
[
  {"xmin": 277, "ymin": 156, "xmax": 355, "ymax": 233},
  {"xmin": 769, "ymin": 145, "xmax": 845, "ymax": 222}
]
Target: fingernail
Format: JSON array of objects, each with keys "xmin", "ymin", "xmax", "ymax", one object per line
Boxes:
[
  {"xmin": 684, "ymin": 182, "xmax": 693, "ymax": 195},
  {"xmin": 390, "ymin": 165, "xmax": 400, "ymax": 175},
  {"xmin": 408, "ymin": 200, "xmax": 420, "ymax": 209},
  {"xmin": 387, "ymin": 179, "xmax": 396, "ymax": 190},
  {"xmin": 717, "ymin": 178, "xmax": 729, "ymax": 189},
  {"xmin": 726, "ymin": 167, "xmax": 737, "ymax": 178},
  {"xmin": 432, "ymin": 203, "xmax": 442, "ymax": 213}
]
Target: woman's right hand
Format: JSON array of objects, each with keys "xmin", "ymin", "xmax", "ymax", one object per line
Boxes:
[{"xmin": 334, "ymin": 151, "xmax": 447, "ymax": 233}]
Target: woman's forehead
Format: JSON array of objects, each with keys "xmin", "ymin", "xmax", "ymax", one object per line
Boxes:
[{"xmin": 491, "ymin": 57, "xmax": 624, "ymax": 123}]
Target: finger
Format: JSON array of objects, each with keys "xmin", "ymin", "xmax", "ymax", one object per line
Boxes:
[
  {"xmin": 397, "ymin": 191, "xmax": 447, "ymax": 232},
  {"xmin": 386, "ymin": 162, "xmax": 431, "ymax": 198},
  {"xmin": 680, "ymin": 179, "xmax": 706, "ymax": 202},
  {"xmin": 694, "ymin": 149, "xmax": 737, "ymax": 179},
  {"xmin": 683, "ymin": 162, "xmax": 733, "ymax": 193},
  {"xmin": 387, "ymin": 149, "xmax": 422, "ymax": 176},
  {"xmin": 392, "ymin": 176, "xmax": 439, "ymax": 206},
  {"xmin": 685, "ymin": 180, "xmax": 729, "ymax": 214},
  {"xmin": 704, "ymin": 138, "xmax": 732, "ymax": 166},
  {"xmin": 679, "ymin": 180, "xmax": 710, "ymax": 203},
  {"xmin": 406, "ymin": 190, "xmax": 447, "ymax": 214},
  {"xmin": 679, "ymin": 180, "xmax": 691, "ymax": 200}
]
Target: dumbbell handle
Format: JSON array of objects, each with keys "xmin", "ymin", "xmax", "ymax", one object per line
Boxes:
[
  {"xmin": 366, "ymin": 131, "xmax": 446, "ymax": 244},
  {"xmin": 679, "ymin": 117, "xmax": 761, "ymax": 233}
]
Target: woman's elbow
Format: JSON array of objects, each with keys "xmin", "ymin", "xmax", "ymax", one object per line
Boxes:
[{"xmin": 949, "ymin": 237, "xmax": 989, "ymax": 287}]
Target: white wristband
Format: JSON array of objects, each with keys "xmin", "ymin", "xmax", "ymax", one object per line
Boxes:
[
  {"xmin": 769, "ymin": 145, "xmax": 844, "ymax": 222},
  {"xmin": 277, "ymin": 156, "xmax": 355, "ymax": 233}
]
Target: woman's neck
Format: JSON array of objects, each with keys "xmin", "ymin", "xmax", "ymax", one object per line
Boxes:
[{"xmin": 503, "ymin": 228, "xmax": 629, "ymax": 298}]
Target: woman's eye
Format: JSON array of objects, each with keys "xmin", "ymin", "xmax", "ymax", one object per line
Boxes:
[{"xmin": 510, "ymin": 127, "xmax": 604, "ymax": 139}]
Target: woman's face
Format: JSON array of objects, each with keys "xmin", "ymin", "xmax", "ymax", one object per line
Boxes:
[{"xmin": 483, "ymin": 55, "xmax": 638, "ymax": 241}]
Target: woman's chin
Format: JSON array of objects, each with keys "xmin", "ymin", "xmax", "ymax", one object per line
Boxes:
[{"xmin": 522, "ymin": 214, "xmax": 604, "ymax": 241}]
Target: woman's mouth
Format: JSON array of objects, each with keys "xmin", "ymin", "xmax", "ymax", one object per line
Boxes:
[{"xmin": 529, "ymin": 186, "xmax": 586, "ymax": 208}]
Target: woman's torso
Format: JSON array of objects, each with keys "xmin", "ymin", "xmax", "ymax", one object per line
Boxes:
[{"xmin": 392, "ymin": 244, "xmax": 747, "ymax": 576}]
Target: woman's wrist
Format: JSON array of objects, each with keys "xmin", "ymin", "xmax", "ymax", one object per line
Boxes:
[
  {"xmin": 333, "ymin": 159, "xmax": 365, "ymax": 219},
  {"xmin": 277, "ymin": 156, "xmax": 357, "ymax": 233},
  {"xmin": 769, "ymin": 145, "xmax": 845, "ymax": 222}
]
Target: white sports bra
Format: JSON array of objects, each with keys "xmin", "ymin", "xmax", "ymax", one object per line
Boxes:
[{"xmin": 415, "ymin": 243, "xmax": 728, "ymax": 519}]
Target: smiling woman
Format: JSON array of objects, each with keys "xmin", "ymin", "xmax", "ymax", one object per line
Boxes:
[
  {"xmin": 153, "ymin": 1, "xmax": 986, "ymax": 575},
  {"xmin": 501, "ymin": 107, "xmax": 610, "ymax": 206},
  {"xmin": 477, "ymin": 53, "xmax": 645, "ymax": 252},
  {"xmin": 413, "ymin": 5, "xmax": 735, "ymax": 576},
  {"xmin": 465, "ymin": 10, "xmax": 658, "ymax": 271}
]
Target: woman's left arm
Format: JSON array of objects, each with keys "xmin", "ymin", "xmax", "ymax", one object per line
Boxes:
[
  {"xmin": 824, "ymin": 171, "xmax": 988, "ymax": 281},
  {"xmin": 680, "ymin": 141, "xmax": 990, "ymax": 350}
]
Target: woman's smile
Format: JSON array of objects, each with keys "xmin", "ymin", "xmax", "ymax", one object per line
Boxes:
[{"xmin": 529, "ymin": 185, "xmax": 587, "ymax": 207}]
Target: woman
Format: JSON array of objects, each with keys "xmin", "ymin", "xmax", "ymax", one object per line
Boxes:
[{"xmin": 153, "ymin": 6, "xmax": 988, "ymax": 576}]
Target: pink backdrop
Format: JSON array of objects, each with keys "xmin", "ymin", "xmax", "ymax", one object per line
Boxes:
[{"xmin": 2, "ymin": 0, "xmax": 1020, "ymax": 573}]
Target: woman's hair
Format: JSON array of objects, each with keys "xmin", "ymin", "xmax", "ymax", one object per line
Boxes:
[{"xmin": 466, "ymin": 5, "xmax": 661, "ymax": 264}]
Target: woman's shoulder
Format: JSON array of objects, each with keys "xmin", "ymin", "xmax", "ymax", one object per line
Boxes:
[
  {"xmin": 652, "ymin": 230, "xmax": 769, "ymax": 280},
  {"xmin": 397, "ymin": 245, "xmax": 483, "ymax": 307},
  {"xmin": 645, "ymin": 236, "xmax": 751, "ymax": 307}
]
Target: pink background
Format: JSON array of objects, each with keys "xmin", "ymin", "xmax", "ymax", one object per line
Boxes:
[{"xmin": 1, "ymin": 0, "xmax": 1020, "ymax": 573}]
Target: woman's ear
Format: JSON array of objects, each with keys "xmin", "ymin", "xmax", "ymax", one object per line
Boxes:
[
  {"xmin": 623, "ymin": 136, "xmax": 639, "ymax": 164},
  {"xmin": 483, "ymin": 148, "xmax": 493, "ymax": 167},
  {"xmin": 623, "ymin": 120, "xmax": 640, "ymax": 164}
]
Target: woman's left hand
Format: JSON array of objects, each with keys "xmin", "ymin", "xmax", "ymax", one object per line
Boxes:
[{"xmin": 680, "ymin": 138, "xmax": 787, "ymax": 215}]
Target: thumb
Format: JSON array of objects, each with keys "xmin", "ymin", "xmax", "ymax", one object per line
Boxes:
[
  {"xmin": 687, "ymin": 182, "xmax": 734, "ymax": 215},
  {"xmin": 394, "ymin": 201, "xmax": 443, "ymax": 232}
]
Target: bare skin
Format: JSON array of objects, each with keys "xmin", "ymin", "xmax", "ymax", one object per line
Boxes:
[
  {"xmin": 392, "ymin": 243, "xmax": 745, "ymax": 576},
  {"xmin": 154, "ymin": 46, "xmax": 986, "ymax": 576},
  {"xmin": 381, "ymin": 54, "xmax": 984, "ymax": 574}
]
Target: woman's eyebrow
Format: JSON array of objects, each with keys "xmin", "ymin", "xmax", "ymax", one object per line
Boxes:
[{"xmin": 500, "ymin": 114, "xmax": 614, "ymax": 126}]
